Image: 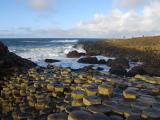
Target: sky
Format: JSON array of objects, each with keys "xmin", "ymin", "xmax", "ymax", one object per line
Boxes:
[{"xmin": 0, "ymin": 0, "xmax": 160, "ymax": 38}]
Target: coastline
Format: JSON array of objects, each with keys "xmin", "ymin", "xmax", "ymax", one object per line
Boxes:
[
  {"xmin": 0, "ymin": 40, "xmax": 160, "ymax": 119},
  {"xmin": 79, "ymin": 36, "xmax": 160, "ymax": 76}
]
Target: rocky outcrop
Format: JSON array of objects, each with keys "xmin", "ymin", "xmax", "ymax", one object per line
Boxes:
[
  {"xmin": 109, "ymin": 67, "xmax": 127, "ymax": 76},
  {"xmin": 67, "ymin": 50, "xmax": 85, "ymax": 58},
  {"xmin": 0, "ymin": 42, "xmax": 9, "ymax": 56},
  {"xmin": 107, "ymin": 57, "xmax": 129, "ymax": 69},
  {"xmin": 127, "ymin": 65, "xmax": 146, "ymax": 77},
  {"xmin": 98, "ymin": 59, "xmax": 107, "ymax": 64},
  {"xmin": 0, "ymin": 42, "xmax": 37, "ymax": 80},
  {"xmin": 108, "ymin": 58, "xmax": 129, "ymax": 76},
  {"xmin": 78, "ymin": 57, "xmax": 98, "ymax": 64},
  {"xmin": 78, "ymin": 56, "xmax": 107, "ymax": 64},
  {"xmin": 45, "ymin": 59, "xmax": 60, "ymax": 63},
  {"xmin": 127, "ymin": 65, "xmax": 160, "ymax": 77}
]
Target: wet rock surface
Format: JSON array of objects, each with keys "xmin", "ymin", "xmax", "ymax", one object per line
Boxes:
[
  {"xmin": 109, "ymin": 67, "xmax": 127, "ymax": 76},
  {"xmin": 66, "ymin": 51, "xmax": 86, "ymax": 58},
  {"xmin": 45, "ymin": 59, "xmax": 60, "ymax": 63},
  {"xmin": 78, "ymin": 56, "xmax": 107, "ymax": 64},
  {"xmin": 107, "ymin": 58, "xmax": 129, "ymax": 69},
  {"xmin": 127, "ymin": 65, "xmax": 160, "ymax": 77},
  {"xmin": 108, "ymin": 58, "xmax": 129, "ymax": 76},
  {"xmin": 0, "ymin": 66, "xmax": 160, "ymax": 120},
  {"xmin": 78, "ymin": 56, "xmax": 99, "ymax": 64}
]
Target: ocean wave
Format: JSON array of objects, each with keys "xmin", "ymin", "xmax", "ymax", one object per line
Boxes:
[
  {"xmin": 23, "ymin": 41, "xmax": 38, "ymax": 43},
  {"xmin": 10, "ymin": 44, "xmax": 85, "ymax": 62},
  {"xmin": 50, "ymin": 39, "xmax": 78, "ymax": 43}
]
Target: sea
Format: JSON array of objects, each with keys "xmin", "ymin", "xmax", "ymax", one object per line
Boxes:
[
  {"xmin": 0, "ymin": 38, "xmax": 141, "ymax": 71},
  {"xmin": 0, "ymin": 38, "xmax": 113, "ymax": 71}
]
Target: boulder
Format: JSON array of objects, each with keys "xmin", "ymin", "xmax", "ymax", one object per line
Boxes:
[
  {"xmin": 107, "ymin": 57, "xmax": 129, "ymax": 69},
  {"xmin": 128, "ymin": 65, "xmax": 160, "ymax": 77},
  {"xmin": 78, "ymin": 56, "xmax": 107, "ymax": 64},
  {"xmin": 143, "ymin": 65, "xmax": 160, "ymax": 76},
  {"xmin": 98, "ymin": 59, "xmax": 107, "ymax": 64},
  {"xmin": 107, "ymin": 58, "xmax": 129, "ymax": 76},
  {"xmin": 45, "ymin": 59, "xmax": 60, "ymax": 63},
  {"xmin": 78, "ymin": 57, "xmax": 98, "ymax": 64},
  {"xmin": 109, "ymin": 67, "xmax": 127, "ymax": 76},
  {"xmin": 127, "ymin": 65, "xmax": 146, "ymax": 77},
  {"xmin": 106, "ymin": 59, "xmax": 113, "ymax": 66},
  {"xmin": 67, "ymin": 51, "xmax": 85, "ymax": 58}
]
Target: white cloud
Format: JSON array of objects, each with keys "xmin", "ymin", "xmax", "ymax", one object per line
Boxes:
[
  {"xmin": 69, "ymin": 0, "xmax": 160, "ymax": 38},
  {"xmin": 1, "ymin": 0, "xmax": 160, "ymax": 38}
]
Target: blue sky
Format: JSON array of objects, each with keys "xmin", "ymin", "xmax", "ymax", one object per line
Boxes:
[
  {"xmin": 0, "ymin": 0, "xmax": 112, "ymax": 29},
  {"xmin": 0, "ymin": 0, "xmax": 160, "ymax": 38}
]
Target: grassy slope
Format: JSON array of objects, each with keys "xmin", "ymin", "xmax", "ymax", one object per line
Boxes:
[
  {"xmin": 108, "ymin": 36, "xmax": 160, "ymax": 52},
  {"xmin": 83, "ymin": 36, "xmax": 160, "ymax": 65}
]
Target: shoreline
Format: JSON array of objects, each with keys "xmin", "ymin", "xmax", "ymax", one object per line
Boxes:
[
  {"xmin": 79, "ymin": 36, "xmax": 160, "ymax": 77},
  {"xmin": 0, "ymin": 40, "xmax": 160, "ymax": 120}
]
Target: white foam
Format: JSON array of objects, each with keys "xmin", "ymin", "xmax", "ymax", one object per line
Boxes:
[
  {"xmin": 9, "ymin": 42, "xmax": 141, "ymax": 72},
  {"xmin": 9, "ymin": 43, "xmax": 86, "ymax": 63},
  {"xmin": 50, "ymin": 39, "xmax": 78, "ymax": 43},
  {"xmin": 64, "ymin": 45, "xmax": 86, "ymax": 54}
]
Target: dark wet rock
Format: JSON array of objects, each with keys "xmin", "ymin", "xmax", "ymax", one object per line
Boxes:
[
  {"xmin": 40, "ymin": 108, "xmax": 53, "ymax": 115},
  {"xmin": 131, "ymin": 102, "xmax": 149, "ymax": 111},
  {"xmin": 141, "ymin": 108, "xmax": 160, "ymax": 120},
  {"xmin": 143, "ymin": 65, "xmax": 160, "ymax": 76},
  {"xmin": 109, "ymin": 115, "xmax": 123, "ymax": 120},
  {"xmin": 106, "ymin": 59, "xmax": 113, "ymax": 66},
  {"xmin": 98, "ymin": 59, "xmax": 107, "ymax": 64},
  {"xmin": 68, "ymin": 110, "xmax": 94, "ymax": 120},
  {"xmin": 87, "ymin": 104, "xmax": 111, "ymax": 113},
  {"xmin": 93, "ymin": 113, "xmax": 110, "ymax": 120},
  {"xmin": 67, "ymin": 50, "xmax": 85, "ymax": 58},
  {"xmin": 45, "ymin": 59, "xmax": 60, "ymax": 63},
  {"xmin": 78, "ymin": 56, "xmax": 99, "ymax": 64},
  {"xmin": 0, "ymin": 42, "xmax": 9, "ymax": 56},
  {"xmin": 127, "ymin": 65, "xmax": 146, "ymax": 77},
  {"xmin": 65, "ymin": 106, "xmax": 83, "ymax": 113},
  {"xmin": 108, "ymin": 57, "xmax": 129, "ymax": 76},
  {"xmin": 0, "ymin": 42, "xmax": 37, "ymax": 80},
  {"xmin": 137, "ymin": 95, "xmax": 157, "ymax": 106},
  {"xmin": 126, "ymin": 115, "xmax": 141, "ymax": 120},
  {"xmin": 109, "ymin": 67, "xmax": 127, "ymax": 76},
  {"xmin": 107, "ymin": 57, "xmax": 129, "ymax": 69},
  {"xmin": 47, "ymin": 112, "xmax": 67, "ymax": 120},
  {"xmin": 82, "ymin": 65, "xmax": 94, "ymax": 70},
  {"xmin": 128, "ymin": 64, "xmax": 160, "ymax": 77},
  {"xmin": 152, "ymin": 103, "xmax": 160, "ymax": 111},
  {"xmin": 78, "ymin": 56, "xmax": 106, "ymax": 64}
]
